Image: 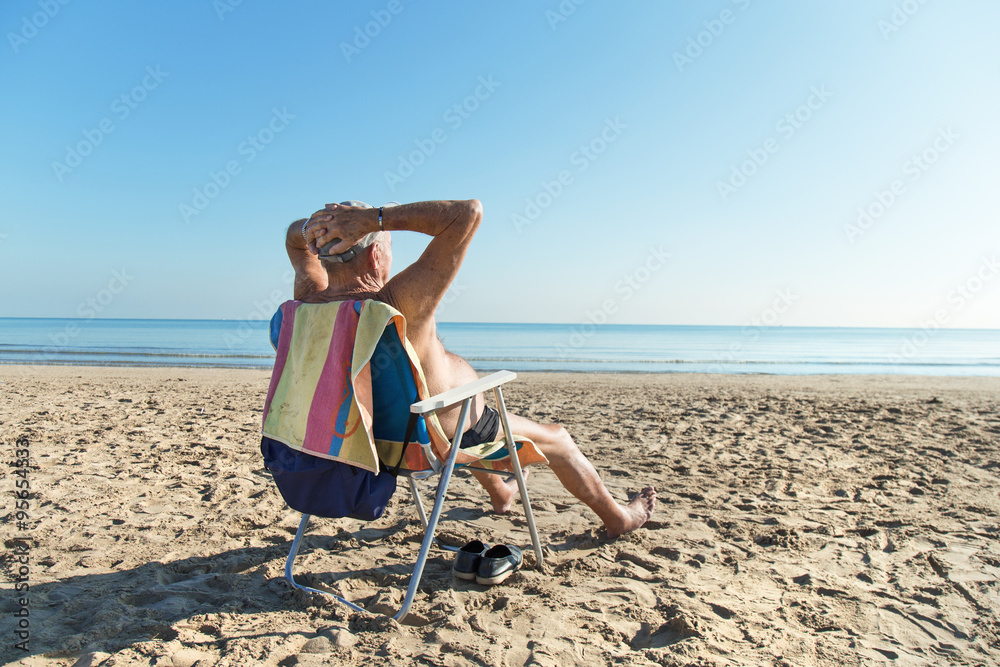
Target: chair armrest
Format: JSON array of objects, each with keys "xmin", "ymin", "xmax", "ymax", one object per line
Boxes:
[{"xmin": 410, "ymin": 370, "xmax": 516, "ymax": 414}]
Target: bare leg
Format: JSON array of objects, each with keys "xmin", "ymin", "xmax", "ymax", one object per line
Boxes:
[
  {"xmin": 502, "ymin": 413, "xmax": 655, "ymax": 538},
  {"xmin": 471, "ymin": 468, "xmax": 529, "ymax": 514},
  {"xmin": 436, "ymin": 357, "xmax": 653, "ymax": 536},
  {"xmin": 435, "ymin": 384, "xmax": 527, "ymax": 515}
]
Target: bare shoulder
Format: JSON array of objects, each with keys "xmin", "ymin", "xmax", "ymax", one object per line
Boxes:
[{"xmin": 378, "ymin": 284, "xmax": 422, "ymax": 326}]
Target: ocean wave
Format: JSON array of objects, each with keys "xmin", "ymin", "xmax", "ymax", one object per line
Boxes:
[
  {"xmin": 0, "ymin": 348, "xmax": 274, "ymax": 360},
  {"xmin": 2, "ymin": 349, "xmax": 997, "ymax": 370},
  {"xmin": 462, "ymin": 356, "xmax": 1000, "ymax": 367},
  {"xmin": 0, "ymin": 359, "xmax": 270, "ymax": 369}
]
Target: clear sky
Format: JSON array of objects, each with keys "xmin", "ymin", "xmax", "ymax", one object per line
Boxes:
[{"xmin": 2, "ymin": 1, "xmax": 998, "ymax": 328}]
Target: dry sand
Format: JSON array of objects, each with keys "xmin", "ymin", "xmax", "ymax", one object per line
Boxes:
[{"xmin": 1, "ymin": 365, "xmax": 998, "ymax": 666}]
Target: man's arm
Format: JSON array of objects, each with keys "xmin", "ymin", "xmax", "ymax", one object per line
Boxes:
[
  {"xmin": 305, "ymin": 199, "xmax": 482, "ymax": 323},
  {"xmin": 285, "ymin": 218, "xmax": 328, "ymax": 300},
  {"xmin": 382, "ymin": 200, "xmax": 482, "ymax": 324}
]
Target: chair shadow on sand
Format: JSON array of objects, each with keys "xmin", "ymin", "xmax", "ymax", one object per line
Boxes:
[
  {"xmin": 0, "ymin": 502, "xmax": 549, "ymax": 664},
  {"xmin": 2, "ymin": 539, "xmax": 288, "ymax": 663}
]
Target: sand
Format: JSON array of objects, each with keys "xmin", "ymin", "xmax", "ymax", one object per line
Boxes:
[{"xmin": 1, "ymin": 365, "xmax": 998, "ymax": 666}]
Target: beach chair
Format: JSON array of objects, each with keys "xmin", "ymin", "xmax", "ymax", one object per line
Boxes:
[{"xmin": 260, "ymin": 299, "xmax": 546, "ymax": 621}]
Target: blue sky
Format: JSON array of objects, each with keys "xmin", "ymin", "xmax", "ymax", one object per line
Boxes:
[{"xmin": 2, "ymin": 1, "xmax": 998, "ymax": 328}]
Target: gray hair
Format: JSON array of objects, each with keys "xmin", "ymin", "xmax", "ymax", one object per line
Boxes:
[{"xmin": 318, "ymin": 230, "xmax": 385, "ymax": 267}]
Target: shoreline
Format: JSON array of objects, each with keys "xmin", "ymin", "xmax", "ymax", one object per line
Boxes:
[
  {"xmin": 3, "ymin": 362, "xmax": 1000, "ymax": 382},
  {"xmin": 1, "ymin": 365, "xmax": 998, "ymax": 665}
]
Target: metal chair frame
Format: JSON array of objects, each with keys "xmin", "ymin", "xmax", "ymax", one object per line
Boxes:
[{"xmin": 282, "ymin": 371, "xmax": 542, "ymax": 621}]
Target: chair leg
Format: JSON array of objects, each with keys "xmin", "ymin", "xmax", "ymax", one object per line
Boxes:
[
  {"xmin": 408, "ymin": 474, "xmax": 460, "ymax": 554},
  {"xmin": 284, "ymin": 513, "xmax": 367, "ymax": 614},
  {"xmin": 493, "ymin": 385, "xmax": 544, "ymax": 570},
  {"xmin": 407, "ymin": 476, "xmax": 429, "ymax": 529},
  {"xmin": 284, "ymin": 513, "xmax": 312, "ymax": 590},
  {"xmin": 393, "ymin": 397, "xmax": 471, "ymax": 622}
]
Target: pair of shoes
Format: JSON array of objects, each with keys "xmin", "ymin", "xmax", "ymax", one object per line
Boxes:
[{"xmin": 452, "ymin": 540, "xmax": 523, "ymax": 585}]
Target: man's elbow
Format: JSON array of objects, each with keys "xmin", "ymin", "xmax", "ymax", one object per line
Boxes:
[
  {"xmin": 465, "ymin": 199, "xmax": 483, "ymax": 228},
  {"xmin": 286, "ymin": 218, "xmax": 308, "ymax": 249}
]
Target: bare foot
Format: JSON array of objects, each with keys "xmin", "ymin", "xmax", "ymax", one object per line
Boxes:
[
  {"xmin": 491, "ymin": 469, "xmax": 530, "ymax": 514},
  {"xmin": 606, "ymin": 487, "xmax": 656, "ymax": 538}
]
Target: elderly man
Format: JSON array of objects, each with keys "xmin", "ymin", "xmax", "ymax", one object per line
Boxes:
[{"xmin": 285, "ymin": 199, "xmax": 654, "ymax": 538}]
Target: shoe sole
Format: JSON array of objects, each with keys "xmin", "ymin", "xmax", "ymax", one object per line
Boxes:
[
  {"xmin": 475, "ymin": 569, "xmax": 517, "ymax": 586},
  {"xmin": 453, "ymin": 568, "xmax": 477, "ymax": 581}
]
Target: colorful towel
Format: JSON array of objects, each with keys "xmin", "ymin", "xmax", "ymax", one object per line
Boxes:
[{"xmin": 262, "ymin": 299, "xmax": 547, "ymax": 474}]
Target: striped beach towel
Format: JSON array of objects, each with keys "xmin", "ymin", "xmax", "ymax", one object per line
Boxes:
[{"xmin": 262, "ymin": 299, "xmax": 546, "ymax": 474}]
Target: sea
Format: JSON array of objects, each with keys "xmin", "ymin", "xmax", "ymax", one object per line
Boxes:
[{"xmin": 1, "ymin": 317, "xmax": 998, "ymax": 376}]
